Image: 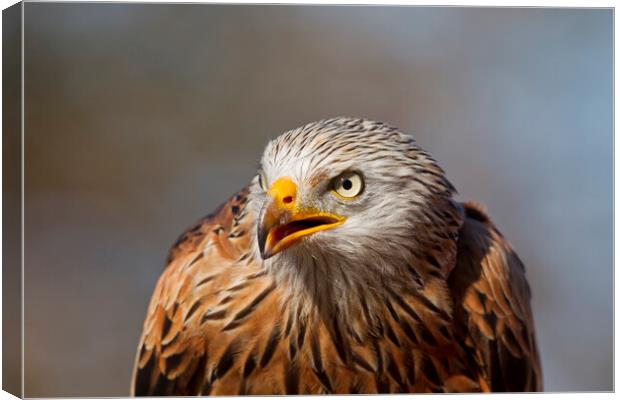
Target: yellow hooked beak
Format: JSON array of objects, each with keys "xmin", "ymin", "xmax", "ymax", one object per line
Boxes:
[{"xmin": 257, "ymin": 177, "xmax": 345, "ymax": 259}]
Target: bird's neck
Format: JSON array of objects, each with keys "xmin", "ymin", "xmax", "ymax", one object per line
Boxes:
[
  {"xmin": 263, "ymin": 245, "xmax": 456, "ymax": 341},
  {"xmin": 253, "ymin": 196, "xmax": 465, "ymax": 342}
]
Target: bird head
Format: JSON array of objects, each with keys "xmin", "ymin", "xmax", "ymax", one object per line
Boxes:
[{"xmin": 249, "ymin": 118, "xmax": 459, "ymax": 286}]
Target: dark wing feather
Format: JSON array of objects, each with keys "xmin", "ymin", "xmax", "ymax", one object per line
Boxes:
[
  {"xmin": 130, "ymin": 186, "xmax": 253, "ymax": 396},
  {"xmin": 448, "ymin": 202, "xmax": 542, "ymax": 392}
]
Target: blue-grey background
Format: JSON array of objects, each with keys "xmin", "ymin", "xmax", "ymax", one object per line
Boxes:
[{"xmin": 22, "ymin": 4, "xmax": 612, "ymax": 396}]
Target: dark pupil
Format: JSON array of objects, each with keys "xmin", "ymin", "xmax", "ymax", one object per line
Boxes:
[{"xmin": 342, "ymin": 179, "xmax": 353, "ymax": 190}]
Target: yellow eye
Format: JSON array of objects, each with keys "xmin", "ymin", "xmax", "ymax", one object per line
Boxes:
[
  {"xmin": 332, "ymin": 171, "xmax": 364, "ymax": 199},
  {"xmin": 258, "ymin": 171, "xmax": 268, "ymax": 191}
]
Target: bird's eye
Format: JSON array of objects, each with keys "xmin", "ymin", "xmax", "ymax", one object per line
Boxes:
[
  {"xmin": 258, "ymin": 171, "xmax": 268, "ymax": 191},
  {"xmin": 331, "ymin": 171, "xmax": 364, "ymax": 199}
]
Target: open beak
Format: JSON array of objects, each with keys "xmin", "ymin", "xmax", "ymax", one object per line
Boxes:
[{"xmin": 257, "ymin": 177, "xmax": 345, "ymax": 259}]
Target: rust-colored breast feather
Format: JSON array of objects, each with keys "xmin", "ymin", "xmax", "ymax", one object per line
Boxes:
[{"xmin": 131, "ymin": 191, "xmax": 541, "ymax": 395}]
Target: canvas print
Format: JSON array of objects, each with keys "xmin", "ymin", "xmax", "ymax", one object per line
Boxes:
[{"xmin": 2, "ymin": 2, "xmax": 613, "ymax": 397}]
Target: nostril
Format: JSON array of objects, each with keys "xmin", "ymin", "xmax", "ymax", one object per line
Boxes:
[{"xmin": 282, "ymin": 196, "xmax": 294, "ymax": 204}]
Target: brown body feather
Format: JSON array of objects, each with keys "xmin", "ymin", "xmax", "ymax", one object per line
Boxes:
[{"xmin": 130, "ymin": 187, "xmax": 541, "ymax": 395}]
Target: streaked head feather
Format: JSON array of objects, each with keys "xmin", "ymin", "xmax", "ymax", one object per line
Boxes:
[{"xmin": 248, "ymin": 117, "xmax": 461, "ymax": 324}]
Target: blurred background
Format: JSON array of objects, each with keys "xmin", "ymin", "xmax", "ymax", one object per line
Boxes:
[{"xmin": 21, "ymin": 4, "xmax": 611, "ymax": 396}]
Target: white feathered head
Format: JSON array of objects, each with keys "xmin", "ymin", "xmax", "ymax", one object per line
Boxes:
[{"xmin": 249, "ymin": 117, "xmax": 460, "ymax": 309}]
